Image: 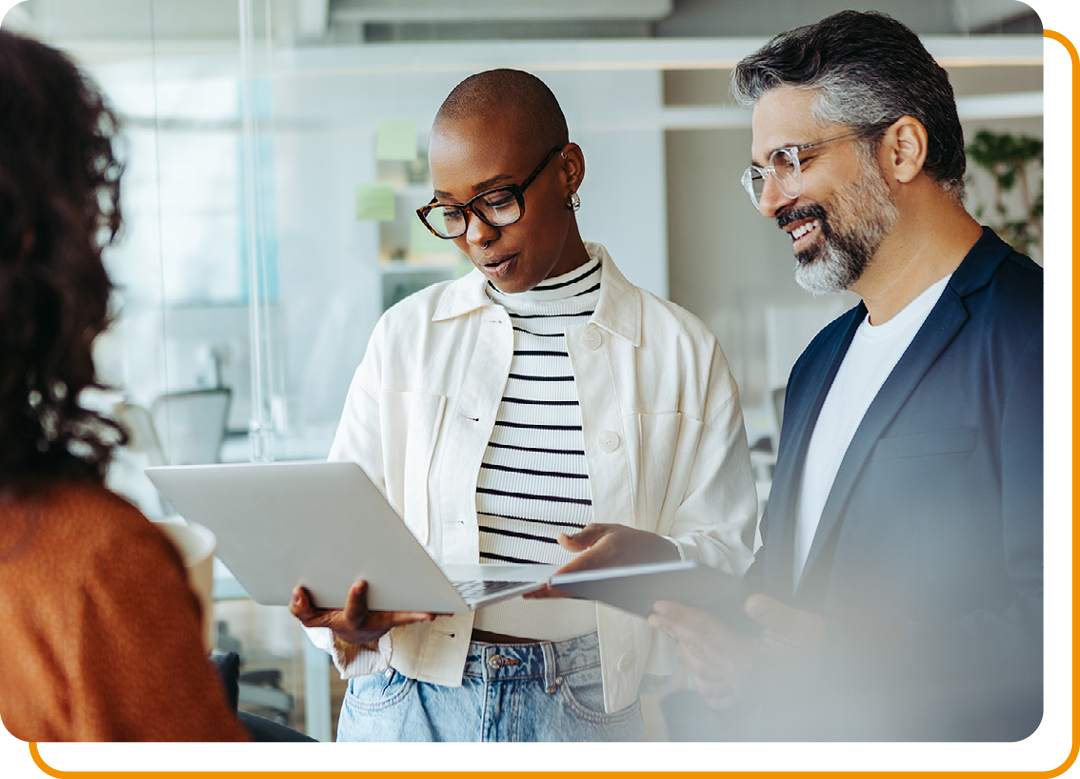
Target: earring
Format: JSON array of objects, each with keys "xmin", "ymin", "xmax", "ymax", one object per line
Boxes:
[{"xmin": 566, "ymin": 191, "xmax": 581, "ymax": 212}]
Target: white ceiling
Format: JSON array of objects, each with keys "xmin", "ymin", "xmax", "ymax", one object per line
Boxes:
[{"xmin": 2, "ymin": 0, "xmax": 1041, "ymax": 47}]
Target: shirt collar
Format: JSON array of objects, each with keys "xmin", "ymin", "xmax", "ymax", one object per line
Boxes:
[{"xmin": 431, "ymin": 242, "xmax": 642, "ymax": 347}]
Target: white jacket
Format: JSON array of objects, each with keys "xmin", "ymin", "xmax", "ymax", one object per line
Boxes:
[{"xmin": 311, "ymin": 243, "xmax": 757, "ymax": 713}]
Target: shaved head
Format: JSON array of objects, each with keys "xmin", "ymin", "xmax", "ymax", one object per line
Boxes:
[{"xmin": 435, "ymin": 69, "xmax": 568, "ymax": 154}]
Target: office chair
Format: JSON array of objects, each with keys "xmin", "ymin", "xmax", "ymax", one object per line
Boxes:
[
  {"xmin": 216, "ymin": 622, "xmax": 296, "ymax": 727},
  {"xmin": 113, "ymin": 401, "xmax": 167, "ymax": 467},
  {"xmin": 150, "ymin": 387, "xmax": 232, "ymax": 465}
]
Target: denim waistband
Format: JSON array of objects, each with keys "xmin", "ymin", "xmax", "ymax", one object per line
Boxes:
[{"xmin": 464, "ymin": 631, "xmax": 600, "ymax": 690}]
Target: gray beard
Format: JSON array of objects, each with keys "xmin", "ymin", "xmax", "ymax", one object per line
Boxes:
[
  {"xmin": 793, "ymin": 168, "xmax": 899, "ymax": 296},
  {"xmin": 794, "ymin": 239, "xmax": 861, "ymax": 296}
]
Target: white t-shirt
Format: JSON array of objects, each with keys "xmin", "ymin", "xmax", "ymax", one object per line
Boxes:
[{"xmin": 793, "ymin": 276, "xmax": 951, "ymax": 584}]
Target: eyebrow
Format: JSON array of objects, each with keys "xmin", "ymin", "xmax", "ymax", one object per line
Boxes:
[{"xmin": 433, "ymin": 173, "xmax": 515, "ymax": 201}]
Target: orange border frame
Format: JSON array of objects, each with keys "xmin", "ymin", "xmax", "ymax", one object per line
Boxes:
[{"xmin": 10, "ymin": 24, "xmax": 1080, "ymax": 777}]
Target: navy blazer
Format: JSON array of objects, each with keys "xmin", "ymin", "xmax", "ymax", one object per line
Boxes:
[{"xmin": 748, "ymin": 228, "xmax": 1043, "ymax": 740}]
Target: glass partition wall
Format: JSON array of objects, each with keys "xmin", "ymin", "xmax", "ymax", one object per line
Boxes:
[{"xmin": 3, "ymin": 0, "xmax": 1042, "ymax": 741}]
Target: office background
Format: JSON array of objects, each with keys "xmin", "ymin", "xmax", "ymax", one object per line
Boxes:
[{"xmin": 2, "ymin": 0, "xmax": 1043, "ymax": 740}]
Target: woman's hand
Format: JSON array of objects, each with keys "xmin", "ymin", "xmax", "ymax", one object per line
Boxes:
[
  {"xmin": 289, "ymin": 580, "xmax": 437, "ymax": 646},
  {"xmin": 554, "ymin": 523, "xmax": 681, "ymax": 571},
  {"xmin": 525, "ymin": 523, "xmax": 681, "ymax": 600}
]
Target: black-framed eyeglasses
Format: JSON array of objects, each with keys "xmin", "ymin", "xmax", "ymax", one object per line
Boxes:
[
  {"xmin": 740, "ymin": 126, "xmax": 887, "ymax": 209},
  {"xmin": 416, "ymin": 145, "xmax": 564, "ymax": 239}
]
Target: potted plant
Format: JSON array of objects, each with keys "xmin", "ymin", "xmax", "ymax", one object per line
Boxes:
[{"xmin": 965, "ymin": 129, "xmax": 1043, "ymax": 261}]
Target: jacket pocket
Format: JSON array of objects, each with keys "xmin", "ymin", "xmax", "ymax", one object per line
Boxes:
[
  {"xmin": 872, "ymin": 427, "xmax": 978, "ymax": 461},
  {"xmin": 379, "ymin": 391, "xmax": 447, "ymax": 546},
  {"xmin": 627, "ymin": 412, "xmax": 696, "ymax": 534}
]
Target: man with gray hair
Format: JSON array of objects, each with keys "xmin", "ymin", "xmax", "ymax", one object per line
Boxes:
[{"xmin": 650, "ymin": 10, "xmax": 1042, "ymax": 741}]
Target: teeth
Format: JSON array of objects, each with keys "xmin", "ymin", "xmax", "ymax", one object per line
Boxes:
[{"xmin": 791, "ymin": 219, "xmax": 820, "ymax": 241}]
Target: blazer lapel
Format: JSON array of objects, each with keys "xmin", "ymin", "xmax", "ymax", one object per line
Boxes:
[
  {"xmin": 796, "ymin": 288, "xmax": 971, "ymax": 596},
  {"xmin": 765, "ymin": 310, "xmax": 862, "ymax": 599}
]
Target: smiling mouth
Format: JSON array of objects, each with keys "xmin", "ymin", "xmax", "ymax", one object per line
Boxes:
[
  {"xmin": 790, "ymin": 219, "xmax": 820, "ymax": 242},
  {"xmin": 777, "ymin": 203, "xmax": 827, "ymax": 256}
]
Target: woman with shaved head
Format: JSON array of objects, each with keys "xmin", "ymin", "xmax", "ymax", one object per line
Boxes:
[{"xmin": 291, "ymin": 69, "xmax": 757, "ymax": 742}]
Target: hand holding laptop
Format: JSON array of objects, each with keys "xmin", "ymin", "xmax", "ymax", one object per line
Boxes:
[
  {"xmin": 143, "ymin": 462, "xmax": 739, "ymax": 624},
  {"xmin": 290, "ymin": 579, "xmax": 439, "ymax": 646}
]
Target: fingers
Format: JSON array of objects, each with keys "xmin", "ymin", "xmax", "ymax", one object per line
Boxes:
[
  {"xmin": 744, "ymin": 594, "xmax": 826, "ymax": 650},
  {"xmin": 343, "ymin": 580, "xmax": 371, "ymax": 630},
  {"xmin": 289, "ymin": 586, "xmax": 317, "ymax": 624},
  {"xmin": 560, "ymin": 524, "xmax": 680, "ymax": 569},
  {"xmin": 556, "ymin": 524, "xmax": 631, "ymax": 571},
  {"xmin": 288, "ymin": 579, "xmax": 440, "ymax": 649},
  {"xmin": 548, "ymin": 552, "xmax": 595, "ymax": 575},
  {"xmin": 288, "ymin": 581, "xmax": 371, "ymax": 632},
  {"xmin": 743, "ymin": 593, "xmax": 787, "ymax": 629},
  {"xmin": 652, "ymin": 601, "xmax": 749, "ymax": 709},
  {"xmin": 557, "ymin": 523, "xmax": 610, "ymax": 552},
  {"xmin": 651, "ymin": 595, "xmax": 824, "ymax": 712},
  {"xmin": 649, "ymin": 599, "xmax": 725, "ymax": 643},
  {"xmin": 523, "ymin": 582, "xmax": 579, "ymax": 600}
]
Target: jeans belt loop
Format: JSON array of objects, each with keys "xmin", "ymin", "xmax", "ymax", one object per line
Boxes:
[{"xmin": 541, "ymin": 641, "xmax": 558, "ymax": 694}]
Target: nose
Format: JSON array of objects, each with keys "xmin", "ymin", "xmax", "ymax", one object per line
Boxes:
[
  {"xmin": 757, "ymin": 174, "xmax": 796, "ymax": 219},
  {"xmin": 464, "ymin": 210, "xmax": 499, "ymax": 248}
]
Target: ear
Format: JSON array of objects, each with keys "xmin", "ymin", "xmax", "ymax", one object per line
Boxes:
[
  {"xmin": 881, "ymin": 116, "xmax": 927, "ymax": 184},
  {"xmin": 559, "ymin": 142, "xmax": 586, "ymax": 194}
]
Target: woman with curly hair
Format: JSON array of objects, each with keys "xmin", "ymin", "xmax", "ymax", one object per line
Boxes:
[{"xmin": 0, "ymin": 29, "xmax": 247, "ymax": 742}]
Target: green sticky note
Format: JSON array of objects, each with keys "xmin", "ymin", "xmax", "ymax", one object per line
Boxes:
[
  {"xmin": 355, "ymin": 182, "xmax": 395, "ymax": 221},
  {"xmin": 410, "ymin": 215, "xmax": 454, "ymax": 254},
  {"xmin": 376, "ymin": 119, "xmax": 417, "ymax": 161}
]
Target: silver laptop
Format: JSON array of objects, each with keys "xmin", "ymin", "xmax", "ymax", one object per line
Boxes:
[{"xmin": 145, "ymin": 460, "xmax": 557, "ymax": 613}]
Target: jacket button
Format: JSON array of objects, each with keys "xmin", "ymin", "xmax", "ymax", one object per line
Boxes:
[
  {"xmin": 597, "ymin": 430, "xmax": 620, "ymax": 452},
  {"xmin": 617, "ymin": 653, "xmax": 635, "ymax": 673},
  {"xmin": 580, "ymin": 328, "xmax": 602, "ymax": 351}
]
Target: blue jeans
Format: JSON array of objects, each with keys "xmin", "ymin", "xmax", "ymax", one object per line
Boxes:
[{"xmin": 336, "ymin": 632, "xmax": 644, "ymax": 742}]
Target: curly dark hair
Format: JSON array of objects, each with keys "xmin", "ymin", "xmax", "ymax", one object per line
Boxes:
[{"xmin": 0, "ymin": 30, "xmax": 126, "ymax": 488}]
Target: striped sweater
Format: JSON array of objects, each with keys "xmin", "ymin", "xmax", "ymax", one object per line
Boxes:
[{"xmin": 472, "ymin": 257, "xmax": 601, "ymax": 639}]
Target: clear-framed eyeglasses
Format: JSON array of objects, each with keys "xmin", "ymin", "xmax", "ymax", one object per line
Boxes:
[
  {"xmin": 740, "ymin": 127, "xmax": 885, "ymax": 210},
  {"xmin": 417, "ymin": 145, "xmax": 564, "ymax": 239}
]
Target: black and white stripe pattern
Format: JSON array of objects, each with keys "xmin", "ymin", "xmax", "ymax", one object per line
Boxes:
[{"xmin": 477, "ymin": 259, "xmax": 601, "ymax": 566}]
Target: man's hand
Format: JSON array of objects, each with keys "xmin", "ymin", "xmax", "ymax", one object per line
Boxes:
[
  {"xmin": 525, "ymin": 523, "xmax": 680, "ymax": 600},
  {"xmin": 648, "ymin": 594, "xmax": 826, "ymax": 709},
  {"xmin": 289, "ymin": 580, "xmax": 437, "ymax": 646}
]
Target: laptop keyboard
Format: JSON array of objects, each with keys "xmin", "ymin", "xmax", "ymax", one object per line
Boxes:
[{"xmin": 451, "ymin": 579, "xmax": 530, "ymax": 602}]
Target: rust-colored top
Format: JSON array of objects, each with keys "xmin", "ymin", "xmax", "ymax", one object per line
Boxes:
[{"xmin": 0, "ymin": 480, "xmax": 248, "ymax": 741}]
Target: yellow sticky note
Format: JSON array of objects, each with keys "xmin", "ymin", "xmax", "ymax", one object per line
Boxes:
[
  {"xmin": 376, "ymin": 119, "xmax": 417, "ymax": 161},
  {"xmin": 355, "ymin": 182, "xmax": 395, "ymax": 221},
  {"xmin": 410, "ymin": 215, "xmax": 454, "ymax": 254}
]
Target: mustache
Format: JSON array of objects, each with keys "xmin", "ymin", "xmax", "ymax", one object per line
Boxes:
[{"xmin": 776, "ymin": 203, "xmax": 827, "ymax": 231}]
